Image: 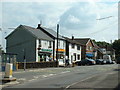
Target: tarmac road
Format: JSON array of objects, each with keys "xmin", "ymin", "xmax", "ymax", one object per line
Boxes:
[{"xmin": 1, "ymin": 64, "xmax": 120, "ymax": 90}]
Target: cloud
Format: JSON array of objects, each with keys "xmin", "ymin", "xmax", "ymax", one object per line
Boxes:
[
  {"xmin": 1, "ymin": 1, "xmax": 118, "ymax": 50},
  {"xmin": 67, "ymin": 15, "xmax": 81, "ymax": 24},
  {"xmin": 59, "ymin": 2, "xmax": 98, "ymax": 30}
]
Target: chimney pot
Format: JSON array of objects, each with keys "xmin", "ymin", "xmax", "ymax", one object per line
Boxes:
[
  {"xmin": 37, "ymin": 24, "xmax": 41, "ymax": 29},
  {"xmin": 72, "ymin": 36, "xmax": 74, "ymax": 40}
]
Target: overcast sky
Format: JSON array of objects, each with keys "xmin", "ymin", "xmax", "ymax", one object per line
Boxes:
[{"xmin": 0, "ymin": 0, "xmax": 119, "ymax": 50}]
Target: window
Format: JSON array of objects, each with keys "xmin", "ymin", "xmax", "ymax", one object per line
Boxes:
[
  {"xmin": 74, "ymin": 53, "xmax": 76, "ymax": 61},
  {"xmin": 72, "ymin": 44, "xmax": 75, "ymax": 48},
  {"xmin": 63, "ymin": 42, "xmax": 65, "ymax": 47},
  {"xmin": 39, "ymin": 40, "xmax": 41, "ymax": 47},
  {"xmin": 58, "ymin": 40, "xmax": 60, "ymax": 47},
  {"xmin": 77, "ymin": 55, "xmax": 80, "ymax": 60},
  {"xmin": 90, "ymin": 47, "xmax": 93, "ymax": 50},
  {"xmin": 49, "ymin": 41, "xmax": 52, "ymax": 48},
  {"xmin": 77, "ymin": 45, "xmax": 80, "ymax": 50}
]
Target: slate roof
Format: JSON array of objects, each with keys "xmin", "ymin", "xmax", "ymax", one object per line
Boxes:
[
  {"xmin": 74, "ymin": 38, "xmax": 90, "ymax": 45},
  {"xmin": 40, "ymin": 27, "xmax": 64, "ymax": 39},
  {"xmin": 6, "ymin": 25, "xmax": 54, "ymax": 41},
  {"xmin": 63, "ymin": 37, "xmax": 84, "ymax": 46}
]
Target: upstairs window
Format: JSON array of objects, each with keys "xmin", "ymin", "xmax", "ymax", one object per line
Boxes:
[
  {"xmin": 48, "ymin": 41, "xmax": 52, "ymax": 48},
  {"xmin": 72, "ymin": 44, "xmax": 75, "ymax": 49},
  {"xmin": 39, "ymin": 40, "xmax": 41, "ymax": 47},
  {"xmin": 77, "ymin": 45, "xmax": 80, "ymax": 50},
  {"xmin": 58, "ymin": 40, "xmax": 60, "ymax": 47}
]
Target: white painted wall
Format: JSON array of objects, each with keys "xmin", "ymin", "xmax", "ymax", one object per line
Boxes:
[
  {"xmin": 69, "ymin": 44, "xmax": 81, "ymax": 64},
  {"xmin": 36, "ymin": 39, "xmax": 53, "ymax": 62},
  {"xmin": 54, "ymin": 39, "xmax": 66, "ymax": 66}
]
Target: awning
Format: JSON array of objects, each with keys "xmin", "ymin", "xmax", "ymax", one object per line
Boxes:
[{"xmin": 86, "ymin": 53, "xmax": 94, "ymax": 57}]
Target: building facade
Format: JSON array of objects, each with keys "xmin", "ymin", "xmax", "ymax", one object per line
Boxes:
[
  {"xmin": 74, "ymin": 38, "xmax": 96, "ymax": 60},
  {"xmin": 65, "ymin": 37, "xmax": 82, "ymax": 65},
  {"xmin": 6, "ymin": 25, "xmax": 54, "ymax": 62},
  {"xmin": 37, "ymin": 24, "xmax": 66, "ymax": 66}
]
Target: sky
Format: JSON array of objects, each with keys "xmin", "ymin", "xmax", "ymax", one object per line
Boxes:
[{"xmin": 0, "ymin": 0, "xmax": 119, "ymax": 51}]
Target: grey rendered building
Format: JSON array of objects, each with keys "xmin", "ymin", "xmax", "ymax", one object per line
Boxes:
[{"xmin": 5, "ymin": 25, "xmax": 54, "ymax": 62}]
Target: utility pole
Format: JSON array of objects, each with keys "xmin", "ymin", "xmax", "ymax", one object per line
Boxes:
[
  {"xmin": 23, "ymin": 49, "xmax": 26, "ymax": 71},
  {"xmin": 56, "ymin": 24, "xmax": 59, "ymax": 62}
]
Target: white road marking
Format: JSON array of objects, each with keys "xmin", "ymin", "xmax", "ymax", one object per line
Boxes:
[
  {"xmin": 28, "ymin": 79, "xmax": 36, "ymax": 82},
  {"xmin": 65, "ymin": 74, "xmax": 98, "ymax": 89},
  {"xmin": 61, "ymin": 71, "xmax": 70, "ymax": 74},
  {"xmin": 17, "ymin": 78, "xmax": 26, "ymax": 81}
]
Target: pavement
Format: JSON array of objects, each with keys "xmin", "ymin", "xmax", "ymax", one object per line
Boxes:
[{"xmin": 0, "ymin": 64, "xmax": 119, "ymax": 90}]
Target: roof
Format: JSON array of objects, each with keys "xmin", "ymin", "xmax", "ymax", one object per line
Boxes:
[
  {"xmin": 40, "ymin": 27, "xmax": 65, "ymax": 40},
  {"xmin": 74, "ymin": 38, "xmax": 91, "ymax": 45},
  {"xmin": 6, "ymin": 25, "xmax": 54, "ymax": 41},
  {"xmin": 63, "ymin": 37, "xmax": 84, "ymax": 46},
  {"xmin": 106, "ymin": 46, "xmax": 115, "ymax": 51}
]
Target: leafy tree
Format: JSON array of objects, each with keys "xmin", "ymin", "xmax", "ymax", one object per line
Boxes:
[
  {"xmin": 112, "ymin": 39, "xmax": 120, "ymax": 58},
  {"xmin": 92, "ymin": 39, "xmax": 111, "ymax": 47}
]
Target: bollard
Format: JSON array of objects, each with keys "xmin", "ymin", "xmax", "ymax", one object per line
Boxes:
[{"xmin": 2, "ymin": 63, "xmax": 16, "ymax": 83}]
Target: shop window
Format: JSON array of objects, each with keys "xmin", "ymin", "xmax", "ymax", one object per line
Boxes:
[{"xmin": 57, "ymin": 53, "xmax": 64, "ymax": 59}]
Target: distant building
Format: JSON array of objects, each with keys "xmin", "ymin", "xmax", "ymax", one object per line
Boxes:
[
  {"xmin": 97, "ymin": 45, "xmax": 115, "ymax": 60},
  {"xmin": 74, "ymin": 38, "xmax": 97, "ymax": 59},
  {"xmin": 5, "ymin": 25, "xmax": 54, "ymax": 62}
]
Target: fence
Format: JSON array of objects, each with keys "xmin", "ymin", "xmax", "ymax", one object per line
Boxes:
[{"xmin": 17, "ymin": 61, "xmax": 59, "ymax": 69}]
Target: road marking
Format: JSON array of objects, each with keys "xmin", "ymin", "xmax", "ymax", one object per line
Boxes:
[
  {"xmin": 28, "ymin": 79, "xmax": 36, "ymax": 82},
  {"xmin": 65, "ymin": 74, "xmax": 98, "ymax": 89},
  {"xmin": 61, "ymin": 71, "xmax": 70, "ymax": 74},
  {"xmin": 17, "ymin": 78, "xmax": 26, "ymax": 81},
  {"xmin": 43, "ymin": 75, "xmax": 47, "ymax": 77}
]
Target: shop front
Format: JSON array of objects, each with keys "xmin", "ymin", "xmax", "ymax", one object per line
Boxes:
[
  {"xmin": 38, "ymin": 49, "xmax": 53, "ymax": 62},
  {"xmin": 56, "ymin": 49, "xmax": 66, "ymax": 66}
]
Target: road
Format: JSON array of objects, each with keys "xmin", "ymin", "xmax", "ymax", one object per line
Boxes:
[{"xmin": 1, "ymin": 64, "xmax": 120, "ymax": 90}]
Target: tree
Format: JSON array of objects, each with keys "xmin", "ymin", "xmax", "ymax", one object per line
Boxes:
[
  {"xmin": 92, "ymin": 39, "xmax": 111, "ymax": 47},
  {"xmin": 112, "ymin": 39, "xmax": 120, "ymax": 58},
  {"xmin": 0, "ymin": 45, "xmax": 4, "ymax": 55}
]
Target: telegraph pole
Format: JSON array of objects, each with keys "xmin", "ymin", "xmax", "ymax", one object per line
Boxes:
[
  {"xmin": 23, "ymin": 49, "xmax": 26, "ymax": 71},
  {"xmin": 56, "ymin": 24, "xmax": 59, "ymax": 62}
]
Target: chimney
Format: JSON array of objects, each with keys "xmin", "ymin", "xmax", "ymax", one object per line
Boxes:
[
  {"xmin": 72, "ymin": 36, "xmax": 74, "ymax": 40},
  {"xmin": 37, "ymin": 24, "xmax": 41, "ymax": 29}
]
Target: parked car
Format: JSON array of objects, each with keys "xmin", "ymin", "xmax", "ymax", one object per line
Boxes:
[
  {"xmin": 116, "ymin": 57, "xmax": 120, "ymax": 64},
  {"xmin": 105, "ymin": 59, "xmax": 113, "ymax": 64},
  {"xmin": 76, "ymin": 59, "xmax": 96, "ymax": 66},
  {"xmin": 95, "ymin": 59, "xmax": 106, "ymax": 65}
]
